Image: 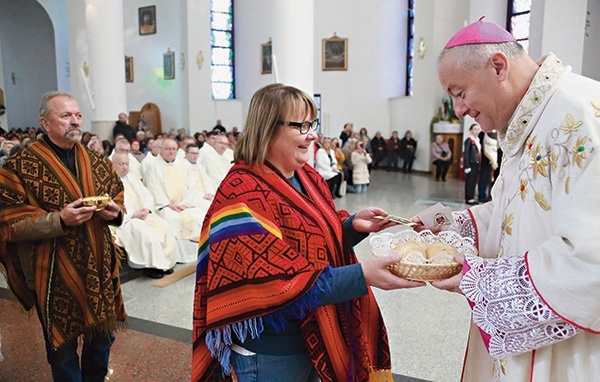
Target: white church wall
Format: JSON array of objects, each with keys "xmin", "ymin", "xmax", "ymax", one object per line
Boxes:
[
  {"xmin": 582, "ymin": 0, "xmax": 600, "ymax": 81},
  {"xmin": 313, "ymin": 0, "xmax": 404, "ymax": 140},
  {"xmin": 37, "ymin": 0, "xmax": 70, "ymax": 92},
  {"xmin": 0, "ymin": 0, "xmax": 57, "ymax": 130},
  {"xmin": 122, "ymin": 0, "xmax": 188, "ymax": 134}
]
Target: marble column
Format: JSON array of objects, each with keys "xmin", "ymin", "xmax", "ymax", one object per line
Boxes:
[
  {"xmin": 85, "ymin": 0, "xmax": 127, "ymax": 141},
  {"xmin": 272, "ymin": 0, "xmax": 316, "ymax": 162}
]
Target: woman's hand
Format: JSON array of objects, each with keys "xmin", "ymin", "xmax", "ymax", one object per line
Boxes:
[
  {"xmin": 353, "ymin": 207, "xmax": 397, "ymax": 233},
  {"xmin": 362, "ymin": 256, "xmax": 425, "ymax": 290}
]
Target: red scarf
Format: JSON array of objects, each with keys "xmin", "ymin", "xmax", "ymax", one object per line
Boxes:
[{"xmin": 192, "ymin": 162, "xmax": 393, "ymax": 381}]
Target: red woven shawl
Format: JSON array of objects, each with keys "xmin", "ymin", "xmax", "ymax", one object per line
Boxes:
[{"xmin": 192, "ymin": 162, "xmax": 392, "ymax": 382}]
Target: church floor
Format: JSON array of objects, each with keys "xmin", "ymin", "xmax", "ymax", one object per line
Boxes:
[{"xmin": 0, "ymin": 169, "xmax": 472, "ymax": 382}]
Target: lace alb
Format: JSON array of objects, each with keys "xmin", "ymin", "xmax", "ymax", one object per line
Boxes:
[{"xmin": 461, "ymin": 255, "xmax": 579, "ymax": 358}]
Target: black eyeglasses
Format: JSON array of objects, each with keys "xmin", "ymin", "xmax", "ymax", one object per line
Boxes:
[{"xmin": 279, "ymin": 118, "xmax": 319, "ymax": 135}]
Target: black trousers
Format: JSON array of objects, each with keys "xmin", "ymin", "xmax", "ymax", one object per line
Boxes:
[
  {"xmin": 464, "ymin": 166, "xmax": 479, "ymax": 202},
  {"xmin": 326, "ymin": 173, "xmax": 342, "ymax": 198},
  {"xmin": 433, "ymin": 159, "xmax": 450, "ymax": 180}
]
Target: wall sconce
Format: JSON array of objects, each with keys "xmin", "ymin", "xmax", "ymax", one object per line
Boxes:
[
  {"xmin": 418, "ymin": 38, "xmax": 426, "ymax": 59},
  {"xmin": 196, "ymin": 51, "xmax": 204, "ymax": 69}
]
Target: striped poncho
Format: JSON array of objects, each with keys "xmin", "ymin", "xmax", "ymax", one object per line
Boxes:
[
  {"xmin": 0, "ymin": 139, "xmax": 127, "ymax": 348},
  {"xmin": 192, "ymin": 162, "xmax": 393, "ymax": 382}
]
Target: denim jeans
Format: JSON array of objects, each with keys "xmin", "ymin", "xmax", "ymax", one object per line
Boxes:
[
  {"xmin": 231, "ymin": 349, "xmax": 320, "ymax": 382},
  {"xmin": 45, "ymin": 331, "xmax": 115, "ymax": 382},
  {"xmin": 353, "ymin": 184, "xmax": 367, "ymax": 193}
]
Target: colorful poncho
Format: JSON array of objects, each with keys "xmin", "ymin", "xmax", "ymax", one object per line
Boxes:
[
  {"xmin": 0, "ymin": 139, "xmax": 127, "ymax": 348},
  {"xmin": 192, "ymin": 162, "xmax": 393, "ymax": 382}
]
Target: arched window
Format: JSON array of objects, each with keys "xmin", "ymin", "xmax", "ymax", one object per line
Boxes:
[
  {"xmin": 211, "ymin": 0, "xmax": 234, "ymax": 100},
  {"xmin": 507, "ymin": 0, "xmax": 532, "ymax": 52}
]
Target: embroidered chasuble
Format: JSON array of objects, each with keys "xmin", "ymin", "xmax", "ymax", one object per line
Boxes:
[
  {"xmin": 192, "ymin": 162, "xmax": 393, "ymax": 382},
  {"xmin": 461, "ymin": 54, "xmax": 600, "ymax": 381},
  {"xmin": 0, "ymin": 139, "xmax": 127, "ymax": 349}
]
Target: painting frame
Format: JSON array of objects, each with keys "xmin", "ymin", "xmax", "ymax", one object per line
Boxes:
[
  {"xmin": 163, "ymin": 50, "xmax": 175, "ymax": 80},
  {"xmin": 261, "ymin": 41, "xmax": 272, "ymax": 74},
  {"xmin": 138, "ymin": 5, "xmax": 156, "ymax": 36},
  {"xmin": 125, "ymin": 56, "xmax": 134, "ymax": 83},
  {"xmin": 322, "ymin": 36, "xmax": 348, "ymax": 71}
]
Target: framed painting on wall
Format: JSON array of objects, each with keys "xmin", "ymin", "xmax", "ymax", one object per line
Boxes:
[
  {"xmin": 163, "ymin": 50, "xmax": 175, "ymax": 80},
  {"xmin": 261, "ymin": 41, "xmax": 272, "ymax": 74},
  {"xmin": 139, "ymin": 6, "xmax": 156, "ymax": 35},
  {"xmin": 322, "ymin": 35, "xmax": 348, "ymax": 71},
  {"xmin": 125, "ymin": 56, "xmax": 134, "ymax": 83}
]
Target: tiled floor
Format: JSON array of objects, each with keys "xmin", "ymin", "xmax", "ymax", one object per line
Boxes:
[{"xmin": 0, "ymin": 169, "xmax": 473, "ymax": 382}]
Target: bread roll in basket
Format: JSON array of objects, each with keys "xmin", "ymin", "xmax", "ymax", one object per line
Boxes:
[{"xmin": 370, "ymin": 229, "xmax": 477, "ymax": 282}]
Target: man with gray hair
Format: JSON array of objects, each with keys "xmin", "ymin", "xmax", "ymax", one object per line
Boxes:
[
  {"xmin": 426, "ymin": 17, "xmax": 600, "ymax": 380},
  {"xmin": 0, "ymin": 91, "xmax": 126, "ymax": 380},
  {"xmin": 198, "ymin": 133, "xmax": 233, "ymax": 189},
  {"xmin": 111, "ymin": 152, "xmax": 181, "ymax": 278},
  {"xmin": 143, "ymin": 138, "xmax": 211, "ymax": 261},
  {"xmin": 109, "ymin": 137, "xmax": 142, "ymax": 180}
]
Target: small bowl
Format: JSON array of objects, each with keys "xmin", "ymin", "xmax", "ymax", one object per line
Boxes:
[
  {"xmin": 370, "ymin": 229, "xmax": 477, "ymax": 282},
  {"xmin": 82, "ymin": 195, "xmax": 111, "ymax": 211}
]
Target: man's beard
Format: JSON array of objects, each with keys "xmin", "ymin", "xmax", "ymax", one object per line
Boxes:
[{"xmin": 64, "ymin": 125, "xmax": 82, "ymax": 143}]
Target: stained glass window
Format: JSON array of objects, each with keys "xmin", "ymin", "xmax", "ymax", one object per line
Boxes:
[
  {"xmin": 211, "ymin": 0, "xmax": 234, "ymax": 100},
  {"xmin": 405, "ymin": 0, "xmax": 415, "ymax": 96},
  {"xmin": 507, "ymin": 0, "xmax": 531, "ymax": 52}
]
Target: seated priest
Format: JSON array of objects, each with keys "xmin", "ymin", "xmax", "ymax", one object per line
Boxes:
[
  {"xmin": 183, "ymin": 143, "xmax": 216, "ymax": 198},
  {"xmin": 143, "ymin": 138, "xmax": 211, "ymax": 262},
  {"xmin": 110, "ymin": 137, "xmax": 142, "ymax": 181},
  {"xmin": 111, "ymin": 153, "xmax": 181, "ymax": 279},
  {"xmin": 198, "ymin": 133, "xmax": 233, "ymax": 188}
]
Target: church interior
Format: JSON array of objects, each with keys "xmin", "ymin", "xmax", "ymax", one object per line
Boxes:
[{"xmin": 0, "ymin": 0, "xmax": 598, "ymax": 381}]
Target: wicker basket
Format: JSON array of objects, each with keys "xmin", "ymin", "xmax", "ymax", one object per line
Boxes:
[{"xmin": 370, "ymin": 229, "xmax": 478, "ymax": 282}]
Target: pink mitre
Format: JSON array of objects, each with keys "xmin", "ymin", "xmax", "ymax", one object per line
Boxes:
[{"xmin": 444, "ymin": 16, "xmax": 516, "ymax": 49}]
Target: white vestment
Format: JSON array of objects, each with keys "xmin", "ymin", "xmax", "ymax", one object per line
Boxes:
[
  {"xmin": 183, "ymin": 160, "xmax": 216, "ymax": 195},
  {"xmin": 114, "ymin": 176, "xmax": 181, "ymax": 270},
  {"xmin": 109, "ymin": 152, "xmax": 142, "ymax": 181},
  {"xmin": 460, "ymin": 53, "xmax": 600, "ymax": 382},
  {"xmin": 198, "ymin": 144, "xmax": 232, "ymax": 189},
  {"xmin": 144, "ymin": 155, "xmax": 211, "ymax": 262},
  {"xmin": 140, "ymin": 153, "xmax": 158, "ymax": 179}
]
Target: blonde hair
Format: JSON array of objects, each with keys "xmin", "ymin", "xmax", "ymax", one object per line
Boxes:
[{"xmin": 234, "ymin": 83, "xmax": 317, "ymax": 166}]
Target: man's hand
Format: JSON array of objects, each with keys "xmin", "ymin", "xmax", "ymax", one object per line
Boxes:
[
  {"xmin": 169, "ymin": 203, "xmax": 187, "ymax": 212},
  {"xmin": 362, "ymin": 256, "xmax": 425, "ymax": 290},
  {"xmin": 97, "ymin": 200, "xmax": 121, "ymax": 221},
  {"xmin": 353, "ymin": 207, "xmax": 397, "ymax": 233},
  {"xmin": 60, "ymin": 199, "xmax": 97, "ymax": 226},
  {"xmin": 430, "ymin": 252, "xmax": 465, "ymax": 294},
  {"xmin": 132, "ymin": 208, "xmax": 150, "ymax": 220}
]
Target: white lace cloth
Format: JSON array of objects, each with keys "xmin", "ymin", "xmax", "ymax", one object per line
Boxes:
[
  {"xmin": 449, "ymin": 210, "xmax": 476, "ymax": 241},
  {"xmin": 461, "ymin": 254, "xmax": 579, "ymax": 358}
]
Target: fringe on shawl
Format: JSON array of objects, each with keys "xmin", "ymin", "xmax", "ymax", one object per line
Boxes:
[
  {"xmin": 367, "ymin": 367, "xmax": 394, "ymax": 382},
  {"xmin": 205, "ymin": 266, "xmax": 334, "ymax": 376},
  {"xmin": 205, "ymin": 317, "xmax": 264, "ymax": 376}
]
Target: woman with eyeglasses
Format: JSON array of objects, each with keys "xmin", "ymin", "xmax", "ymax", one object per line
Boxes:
[{"xmin": 192, "ymin": 84, "xmax": 423, "ymax": 382}]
